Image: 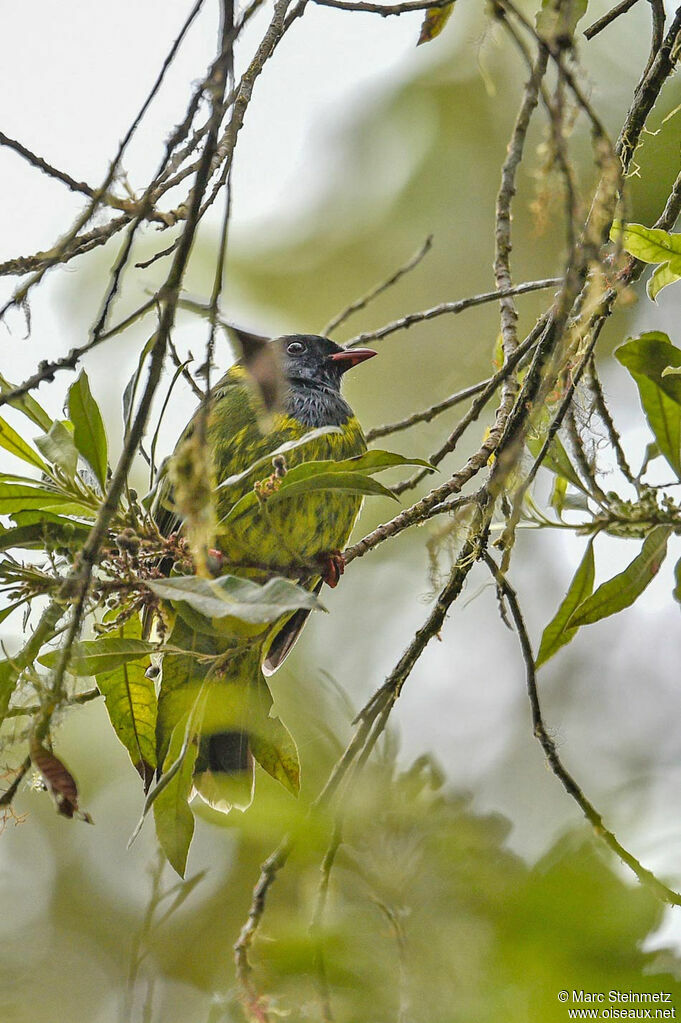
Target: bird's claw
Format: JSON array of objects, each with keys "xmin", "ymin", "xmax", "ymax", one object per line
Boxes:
[
  {"xmin": 320, "ymin": 550, "xmax": 345, "ymax": 588},
  {"xmin": 206, "ymin": 548, "xmax": 224, "ymax": 576}
]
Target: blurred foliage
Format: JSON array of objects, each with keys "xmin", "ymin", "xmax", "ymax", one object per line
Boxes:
[{"xmin": 4, "ymin": 701, "xmax": 681, "ymax": 1023}]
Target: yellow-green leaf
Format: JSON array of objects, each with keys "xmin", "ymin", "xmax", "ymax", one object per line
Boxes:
[
  {"xmin": 250, "ymin": 706, "xmax": 300, "ymax": 797},
  {"xmin": 536, "ymin": 541, "xmax": 594, "ymax": 668},
  {"xmin": 39, "ymin": 637, "xmax": 156, "ymax": 676},
  {"xmin": 0, "ymin": 659, "xmax": 19, "ymax": 726},
  {"xmin": 417, "ymin": 2, "xmax": 455, "ymax": 45},
  {"xmin": 0, "ymin": 417, "xmax": 49, "ymax": 472},
  {"xmin": 0, "ymin": 482, "xmax": 94, "ymax": 515},
  {"xmin": 568, "ymin": 526, "xmax": 671, "ymax": 629},
  {"xmin": 34, "ymin": 420, "xmax": 79, "ymax": 478},
  {"xmin": 0, "ymin": 372, "xmax": 52, "ymax": 432},
  {"xmin": 153, "ymin": 721, "xmax": 197, "ymax": 878},
  {"xmin": 610, "ymin": 221, "xmax": 681, "ymax": 301},
  {"xmin": 68, "ymin": 370, "xmax": 109, "ymax": 490},
  {"xmin": 616, "ymin": 333, "xmax": 681, "ymax": 478},
  {"xmin": 536, "ymin": 0, "xmax": 588, "ymax": 43},
  {"xmin": 96, "ymin": 621, "xmax": 157, "ymax": 782},
  {"xmin": 527, "ymin": 433, "xmax": 587, "ymax": 493}
]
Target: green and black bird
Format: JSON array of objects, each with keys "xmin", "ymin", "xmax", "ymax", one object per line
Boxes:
[{"xmin": 153, "ymin": 333, "xmax": 376, "ymax": 812}]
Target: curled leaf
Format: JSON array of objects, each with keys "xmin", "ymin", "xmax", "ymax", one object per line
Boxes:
[
  {"xmin": 29, "ymin": 738, "xmax": 92, "ymax": 822},
  {"xmin": 610, "ymin": 221, "xmax": 681, "ymax": 301},
  {"xmin": 148, "ymin": 573, "xmax": 325, "ymax": 624},
  {"xmin": 417, "ymin": 2, "xmax": 455, "ymax": 45},
  {"xmin": 34, "ymin": 420, "xmax": 79, "ymax": 478}
]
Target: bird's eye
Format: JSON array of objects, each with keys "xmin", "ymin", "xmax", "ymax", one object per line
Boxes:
[{"xmin": 287, "ymin": 341, "xmax": 305, "ymax": 355}]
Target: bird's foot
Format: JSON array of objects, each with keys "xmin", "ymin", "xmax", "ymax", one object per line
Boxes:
[
  {"xmin": 319, "ymin": 550, "xmax": 345, "ymax": 588},
  {"xmin": 206, "ymin": 548, "xmax": 224, "ymax": 576}
]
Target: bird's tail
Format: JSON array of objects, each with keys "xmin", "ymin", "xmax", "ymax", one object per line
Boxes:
[
  {"xmin": 157, "ymin": 620, "xmax": 299, "ymax": 815},
  {"xmin": 193, "ymin": 729, "xmax": 255, "ymax": 813}
]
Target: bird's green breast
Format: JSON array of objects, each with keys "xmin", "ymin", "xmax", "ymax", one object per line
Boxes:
[{"xmin": 206, "ymin": 366, "xmax": 367, "ymax": 574}]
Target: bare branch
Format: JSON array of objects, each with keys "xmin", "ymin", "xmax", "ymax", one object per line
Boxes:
[
  {"xmin": 313, "ymin": 0, "xmax": 452, "ymax": 14},
  {"xmin": 494, "ymin": 44, "xmax": 549, "ymax": 394},
  {"xmin": 322, "ymin": 234, "xmax": 433, "ymax": 336},
  {"xmin": 482, "ymin": 552, "xmax": 681, "ymax": 908},
  {"xmin": 583, "ymin": 0, "xmax": 640, "ymax": 41},
  {"xmin": 345, "ymin": 277, "xmax": 561, "ymax": 347}
]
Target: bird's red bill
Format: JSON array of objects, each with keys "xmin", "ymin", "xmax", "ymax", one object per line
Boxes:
[{"xmin": 328, "ymin": 347, "xmax": 377, "ymax": 369}]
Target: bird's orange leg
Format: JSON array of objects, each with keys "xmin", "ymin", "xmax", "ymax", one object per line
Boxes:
[{"xmin": 319, "ymin": 550, "xmax": 345, "ymax": 588}]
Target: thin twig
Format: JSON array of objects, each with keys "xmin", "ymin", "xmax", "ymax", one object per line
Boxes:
[
  {"xmin": 322, "ymin": 235, "xmax": 433, "ymax": 336},
  {"xmin": 583, "ymin": 0, "xmax": 640, "ymax": 40},
  {"xmin": 0, "ymin": 0, "xmax": 207, "ymax": 317},
  {"xmin": 0, "ymin": 757, "xmax": 31, "ymax": 807},
  {"xmin": 0, "ymin": 298, "xmax": 157, "ymax": 411},
  {"xmin": 390, "ymin": 316, "xmax": 549, "ymax": 496},
  {"xmin": 233, "ymin": 836, "xmax": 293, "ymax": 1019},
  {"xmin": 345, "ymin": 277, "xmax": 561, "ymax": 347},
  {"xmin": 313, "ymin": 0, "xmax": 452, "ymax": 14},
  {"xmin": 494, "ymin": 44, "xmax": 549, "ymax": 394},
  {"xmin": 483, "ymin": 551, "xmax": 681, "ymax": 907},
  {"xmin": 365, "ymin": 378, "xmax": 491, "ymax": 443}
]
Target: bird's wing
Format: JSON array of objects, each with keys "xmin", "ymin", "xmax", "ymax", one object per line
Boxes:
[
  {"xmin": 151, "ymin": 366, "xmax": 252, "ymax": 539},
  {"xmin": 262, "ymin": 579, "xmax": 324, "ymax": 675}
]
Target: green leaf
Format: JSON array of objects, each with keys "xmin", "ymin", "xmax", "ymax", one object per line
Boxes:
[
  {"xmin": 68, "ymin": 370, "xmax": 109, "ymax": 490},
  {"xmin": 616, "ymin": 333, "xmax": 681, "ymax": 478},
  {"xmin": 527, "ymin": 433, "xmax": 587, "ymax": 493},
  {"xmin": 648, "ymin": 261, "xmax": 681, "ymax": 302},
  {"xmin": 0, "ymin": 519, "xmax": 91, "ymax": 552},
  {"xmin": 271, "ymin": 469, "xmax": 397, "ymax": 502},
  {"xmin": 34, "ymin": 420, "xmax": 78, "ymax": 478},
  {"xmin": 148, "ymin": 574, "xmax": 326, "ymax": 624},
  {"xmin": 0, "ymin": 482, "xmax": 96, "ymax": 515},
  {"xmin": 153, "ymin": 721, "xmax": 197, "ymax": 877},
  {"xmin": 0, "ymin": 600, "xmax": 28, "ymax": 627},
  {"xmin": 536, "ymin": 0, "xmax": 588, "ymax": 42},
  {"xmin": 536, "ymin": 541, "xmax": 595, "ymax": 668},
  {"xmin": 250, "ymin": 712, "xmax": 300, "ymax": 797},
  {"xmin": 0, "ymin": 373, "xmax": 52, "ymax": 432},
  {"xmin": 217, "ymin": 427, "xmax": 343, "ymax": 492},
  {"xmin": 610, "ymin": 221, "xmax": 681, "ymax": 301},
  {"xmin": 417, "ymin": 2, "xmax": 455, "ymax": 45},
  {"xmin": 0, "ymin": 659, "xmax": 19, "ymax": 726},
  {"xmin": 218, "ymin": 444, "xmax": 430, "ymax": 493},
  {"xmin": 221, "ymin": 449, "xmax": 432, "ymax": 524},
  {"xmin": 293, "ymin": 449, "xmax": 434, "ymax": 476},
  {"xmin": 568, "ymin": 526, "xmax": 671, "ymax": 629},
  {"xmin": 549, "ymin": 475, "xmax": 568, "ymax": 516},
  {"xmin": 0, "ymin": 417, "xmax": 49, "ymax": 472},
  {"xmin": 39, "ymin": 637, "xmax": 157, "ymax": 676},
  {"xmin": 96, "ymin": 621, "xmax": 157, "ymax": 780}
]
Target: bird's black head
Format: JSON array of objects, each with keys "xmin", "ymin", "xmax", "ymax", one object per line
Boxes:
[{"xmin": 275, "ymin": 334, "xmax": 376, "ymax": 392}]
